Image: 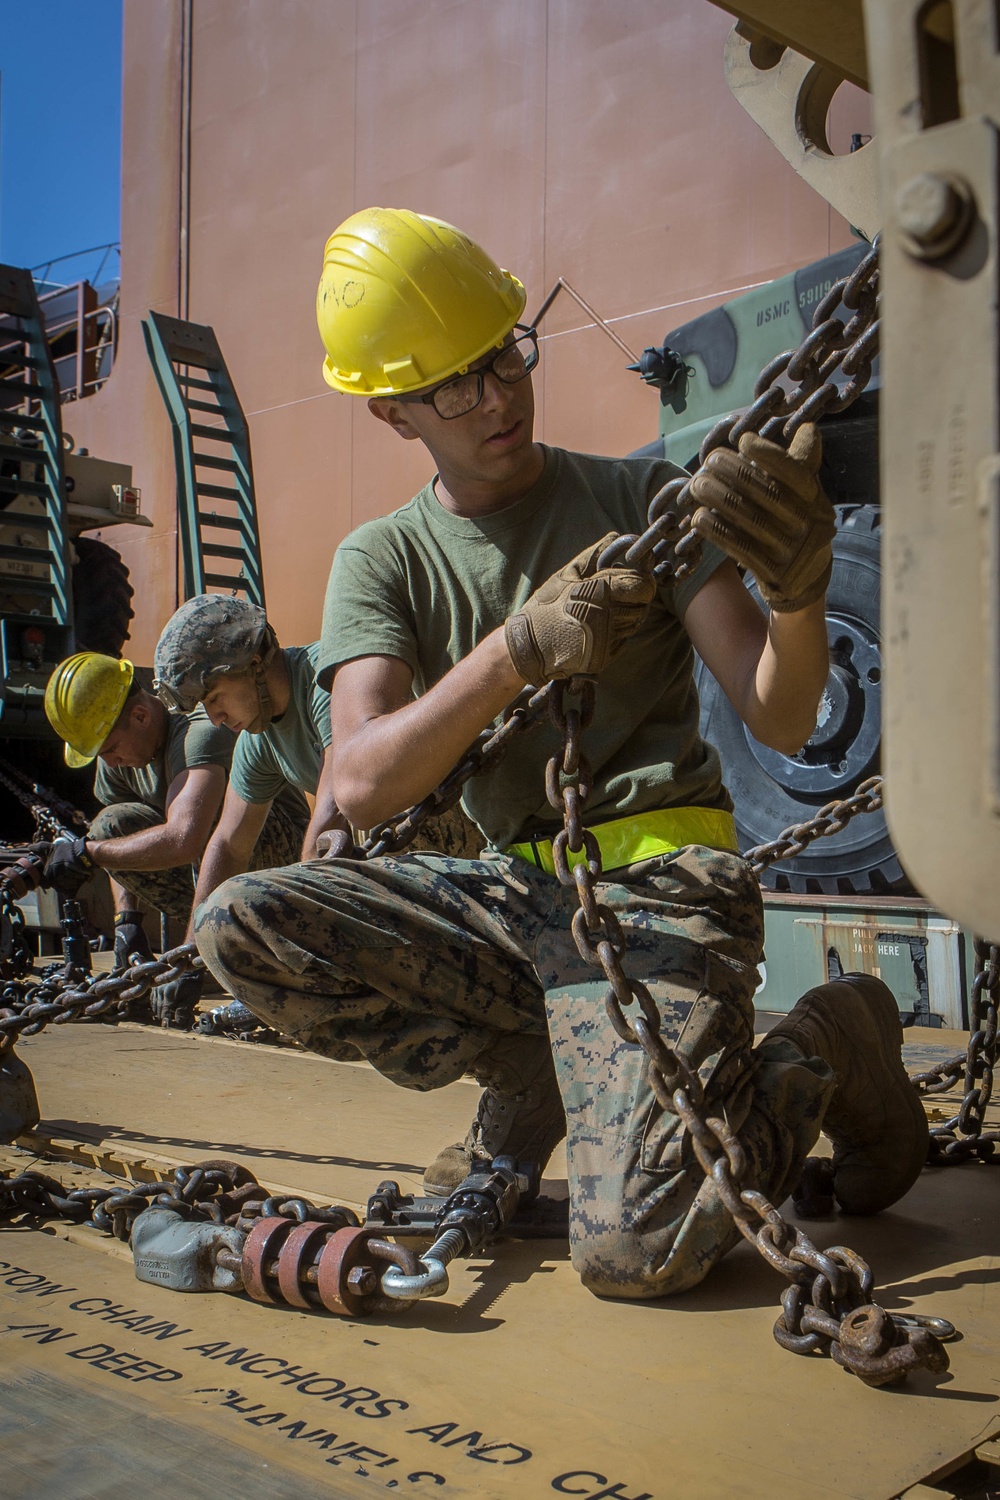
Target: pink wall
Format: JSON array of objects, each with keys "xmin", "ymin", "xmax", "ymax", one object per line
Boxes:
[{"xmin": 66, "ymin": 0, "xmax": 868, "ymax": 662}]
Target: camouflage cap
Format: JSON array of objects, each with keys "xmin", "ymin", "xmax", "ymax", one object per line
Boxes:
[{"xmin": 153, "ymin": 594, "xmax": 270, "ymax": 712}]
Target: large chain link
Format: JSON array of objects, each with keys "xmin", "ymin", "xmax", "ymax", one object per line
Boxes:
[
  {"xmin": 742, "ymin": 777, "xmax": 884, "ymax": 874},
  {"xmin": 0, "ymin": 883, "xmax": 34, "ymax": 982},
  {"xmin": 362, "ymin": 684, "xmax": 555, "ymax": 858},
  {"xmin": 0, "ymin": 1159, "xmax": 275, "ymax": 1242}
]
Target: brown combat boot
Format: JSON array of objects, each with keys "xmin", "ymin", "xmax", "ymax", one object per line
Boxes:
[
  {"xmin": 423, "ymin": 1035, "xmax": 566, "ymax": 1200},
  {"xmin": 767, "ymin": 974, "xmax": 928, "ymax": 1214}
]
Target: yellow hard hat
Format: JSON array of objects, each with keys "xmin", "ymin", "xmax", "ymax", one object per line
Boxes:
[
  {"xmin": 44, "ymin": 653, "xmax": 135, "ymax": 768},
  {"xmin": 316, "ymin": 207, "xmax": 526, "ymax": 397}
]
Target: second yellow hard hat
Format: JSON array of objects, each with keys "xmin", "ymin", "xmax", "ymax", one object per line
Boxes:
[{"xmin": 44, "ymin": 653, "xmax": 135, "ymax": 767}]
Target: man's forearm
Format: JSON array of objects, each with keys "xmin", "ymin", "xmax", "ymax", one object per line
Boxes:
[
  {"xmin": 748, "ymin": 599, "xmax": 830, "ymax": 754},
  {"xmin": 301, "ymin": 798, "xmax": 349, "ymax": 860},
  {"xmin": 332, "ymin": 628, "xmax": 525, "ymax": 829},
  {"xmin": 300, "ymin": 745, "xmax": 349, "ymax": 859},
  {"xmin": 187, "ymin": 839, "xmax": 250, "ymax": 940},
  {"xmin": 88, "ymin": 821, "xmax": 204, "ymax": 873},
  {"xmin": 110, "ymin": 876, "xmax": 141, "ymax": 915}
]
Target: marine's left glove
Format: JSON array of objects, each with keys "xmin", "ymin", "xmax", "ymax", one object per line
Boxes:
[
  {"xmin": 504, "ymin": 532, "xmax": 655, "ymax": 685},
  {"xmin": 42, "ymin": 836, "xmax": 97, "ymax": 896},
  {"xmin": 151, "ymin": 969, "xmax": 204, "ymax": 1030},
  {"xmin": 114, "ymin": 913, "xmax": 154, "ymax": 971},
  {"xmin": 688, "ymin": 423, "xmax": 835, "ymax": 612}
]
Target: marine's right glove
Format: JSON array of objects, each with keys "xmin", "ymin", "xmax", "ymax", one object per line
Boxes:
[
  {"xmin": 113, "ymin": 913, "xmax": 154, "ymax": 972},
  {"xmin": 504, "ymin": 532, "xmax": 655, "ymax": 685},
  {"xmin": 688, "ymin": 423, "xmax": 834, "ymax": 613},
  {"xmin": 151, "ymin": 969, "xmax": 204, "ymax": 1029},
  {"xmin": 42, "ymin": 836, "xmax": 97, "ymax": 897}
]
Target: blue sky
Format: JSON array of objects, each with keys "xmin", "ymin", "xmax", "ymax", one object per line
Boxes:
[{"xmin": 0, "ymin": 0, "xmax": 122, "ymax": 280}]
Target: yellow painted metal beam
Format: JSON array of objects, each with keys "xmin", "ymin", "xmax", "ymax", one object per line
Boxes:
[{"xmin": 709, "ymin": 0, "xmax": 868, "ymax": 90}]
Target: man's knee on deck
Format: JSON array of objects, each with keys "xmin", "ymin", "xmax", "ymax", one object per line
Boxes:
[{"xmin": 572, "ymin": 1222, "xmax": 722, "ymax": 1301}]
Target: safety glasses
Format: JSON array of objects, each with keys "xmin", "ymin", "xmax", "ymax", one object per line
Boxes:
[{"xmin": 397, "ymin": 326, "xmax": 539, "ymax": 420}]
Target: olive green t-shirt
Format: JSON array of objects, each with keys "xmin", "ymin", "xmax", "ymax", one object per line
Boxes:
[
  {"xmin": 229, "ymin": 643, "xmax": 332, "ymax": 804},
  {"xmin": 94, "ymin": 703, "xmax": 234, "ymax": 814},
  {"xmin": 318, "ymin": 445, "xmax": 731, "ymax": 849}
]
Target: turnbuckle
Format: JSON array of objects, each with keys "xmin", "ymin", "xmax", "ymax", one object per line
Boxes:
[{"xmin": 378, "ymin": 1158, "xmax": 527, "ymax": 1303}]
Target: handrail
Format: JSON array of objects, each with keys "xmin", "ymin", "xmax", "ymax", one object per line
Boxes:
[{"xmin": 31, "ymin": 242, "xmax": 121, "ymax": 290}]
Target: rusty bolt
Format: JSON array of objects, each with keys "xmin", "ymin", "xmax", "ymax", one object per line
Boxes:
[
  {"xmin": 895, "ymin": 172, "xmax": 973, "ymax": 259},
  {"xmin": 346, "ymin": 1264, "xmax": 377, "ymax": 1297}
]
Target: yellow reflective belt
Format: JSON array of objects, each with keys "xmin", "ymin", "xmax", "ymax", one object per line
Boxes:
[{"xmin": 506, "ymin": 806, "xmax": 738, "ymax": 876}]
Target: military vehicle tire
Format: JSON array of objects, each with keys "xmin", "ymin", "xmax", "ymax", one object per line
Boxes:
[
  {"xmin": 72, "ymin": 536, "xmax": 135, "ymax": 657},
  {"xmin": 695, "ymin": 505, "xmax": 911, "ymax": 896}
]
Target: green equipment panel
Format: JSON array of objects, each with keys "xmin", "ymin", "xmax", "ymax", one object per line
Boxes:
[
  {"xmin": 757, "ymin": 894, "xmax": 974, "ymax": 1029},
  {"xmin": 654, "ymin": 241, "xmax": 872, "ymax": 470}
]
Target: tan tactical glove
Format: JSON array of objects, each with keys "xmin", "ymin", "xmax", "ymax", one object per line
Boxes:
[
  {"xmin": 504, "ymin": 532, "xmax": 655, "ymax": 685},
  {"xmin": 689, "ymin": 423, "xmax": 835, "ymax": 612}
]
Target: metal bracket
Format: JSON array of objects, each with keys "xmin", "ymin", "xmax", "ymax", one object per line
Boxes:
[{"xmin": 723, "ymin": 24, "xmax": 879, "ymax": 239}]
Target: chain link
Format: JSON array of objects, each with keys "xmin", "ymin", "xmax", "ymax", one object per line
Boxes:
[
  {"xmin": 0, "ymin": 755, "xmax": 89, "ymax": 843},
  {"xmin": 916, "ymin": 942, "xmax": 1000, "ymax": 1163},
  {"xmin": 0, "ymin": 1158, "xmax": 258, "ymax": 1241},
  {"xmin": 361, "ymin": 684, "xmax": 554, "ymax": 858},
  {"xmin": 0, "ymin": 883, "xmax": 34, "ymax": 981},
  {"xmin": 743, "ymin": 776, "xmax": 884, "ymax": 873},
  {"xmin": 0, "ymin": 944, "xmax": 204, "ymax": 1054}
]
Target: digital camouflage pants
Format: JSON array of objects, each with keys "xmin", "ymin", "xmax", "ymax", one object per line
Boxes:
[
  {"xmin": 90, "ymin": 795, "xmax": 310, "ymax": 921},
  {"xmin": 195, "ymin": 844, "xmax": 835, "ymax": 1300}
]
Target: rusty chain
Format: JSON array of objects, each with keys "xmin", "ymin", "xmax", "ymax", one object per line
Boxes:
[
  {"xmin": 742, "ymin": 776, "xmax": 884, "ymax": 873},
  {"xmin": 0, "ymin": 1159, "xmax": 466, "ymax": 1315},
  {"xmin": 597, "ymin": 240, "xmax": 880, "ymax": 582},
  {"xmin": 0, "ymin": 1158, "xmax": 351, "ymax": 1240},
  {"xmin": 541, "ymin": 677, "xmax": 950, "ymax": 1386},
  {"xmin": 0, "ymin": 756, "xmax": 88, "ymax": 843},
  {"xmin": 0, "ymin": 944, "xmax": 204, "ymax": 1053},
  {"xmin": 362, "ymin": 683, "xmax": 555, "ymax": 858},
  {"xmin": 916, "ymin": 942, "xmax": 999, "ymax": 1163},
  {"xmin": 0, "ymin": 883, "xmax": 33, "ymax": 982}
]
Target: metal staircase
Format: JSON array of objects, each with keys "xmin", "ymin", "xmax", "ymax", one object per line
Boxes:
[
  {"xmin": 0, "ymin": 266, "xmax": 73, "ymax": 732},
  {"xmin": 142, "ymin": 312, "xmax": 265, "ymax": 607}
]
